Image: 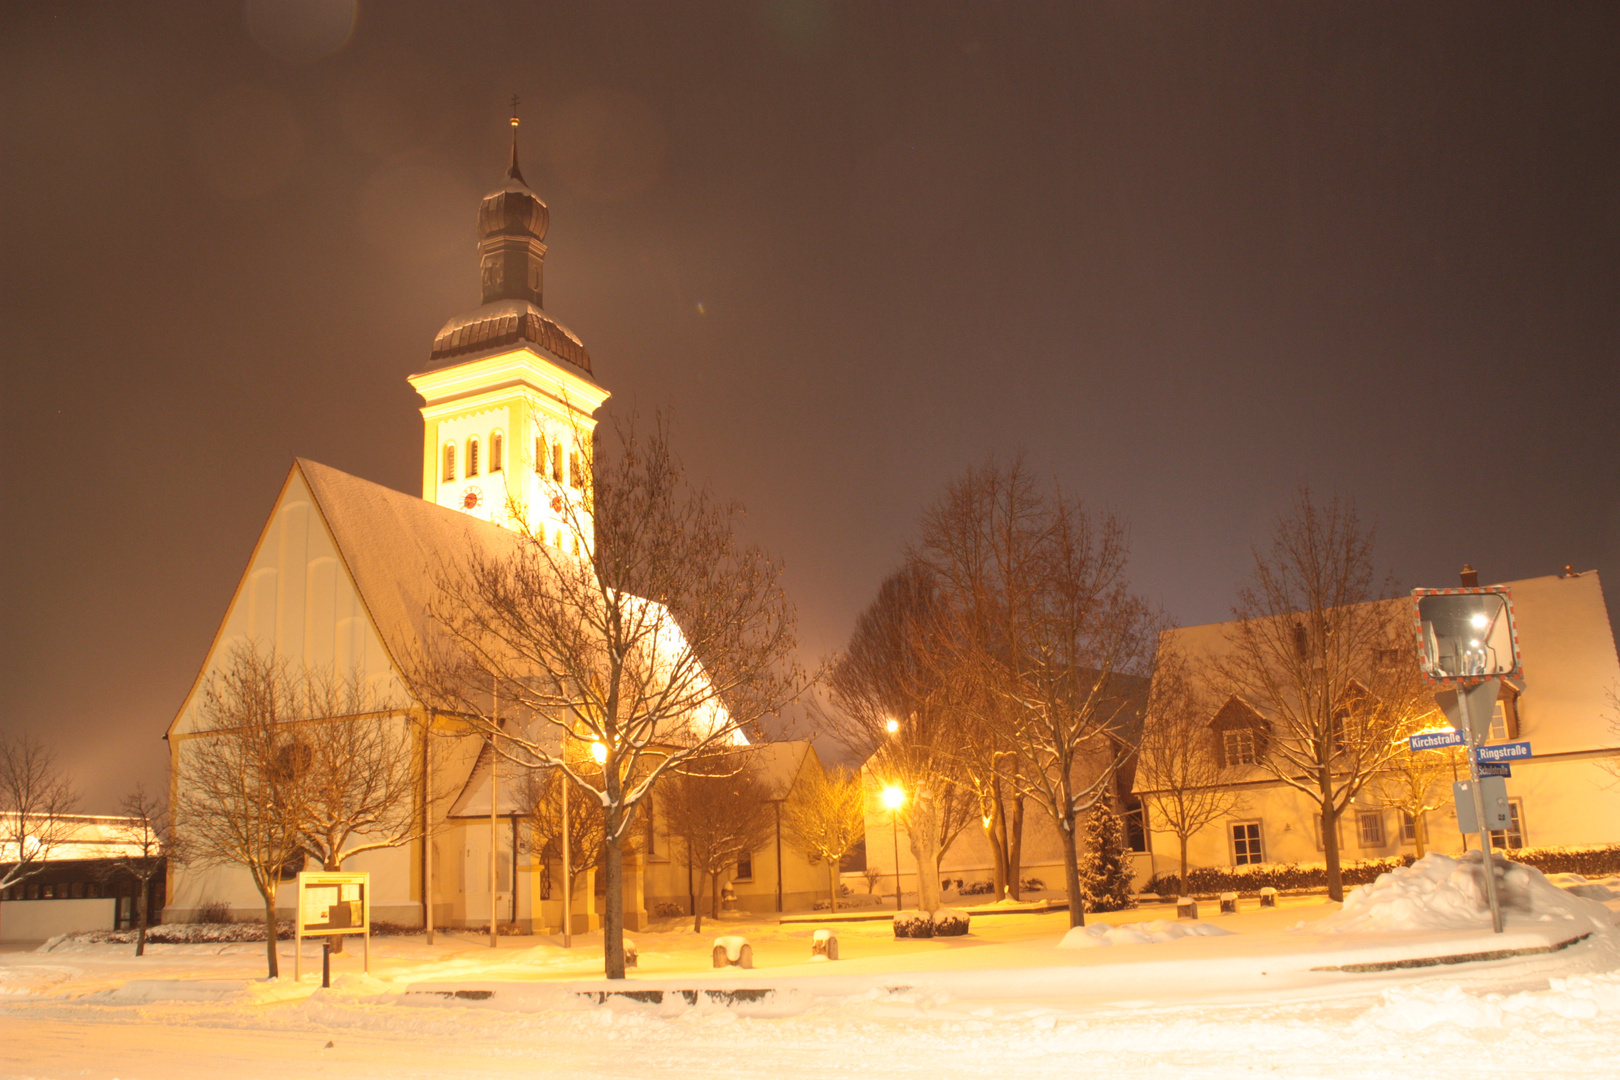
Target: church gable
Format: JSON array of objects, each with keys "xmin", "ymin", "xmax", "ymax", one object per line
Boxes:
[{"xmin": 169, "ymin": 466, "xmax": 405, "ymax": 737}]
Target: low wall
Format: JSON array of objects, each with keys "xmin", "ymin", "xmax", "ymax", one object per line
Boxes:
[{"xmin": 0, "ymin": 898, "xmax": 117, "ymax": 942}]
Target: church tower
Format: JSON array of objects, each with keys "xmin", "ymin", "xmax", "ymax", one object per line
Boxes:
[{"xmin": 408, "ymin": 108, "xmax": 608, "ymax": 548}]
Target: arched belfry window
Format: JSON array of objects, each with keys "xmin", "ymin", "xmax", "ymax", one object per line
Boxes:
[
  {"xmin": 442, "ymin": 442, "xmax": 456, "ymax": 482},
  {"xmin": 467, "ymin": 437, "xmax": 480, "ymax": 477},
  {"xmin": 490, "ymin": 432, "xmax": 503, "ymax": 472}
]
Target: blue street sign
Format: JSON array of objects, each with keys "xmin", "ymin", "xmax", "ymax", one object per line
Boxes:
[
  {"xmin": 1409, "ymin": 728, "xmax": 1464, "ymax": 752},
  {"xmin": 1474, "ymin": 741, "xmax": 1532, "ymax": 763},
  {"xmin": 1477, "ymin": 761, "xmax": 1511, "ymax": 778}
]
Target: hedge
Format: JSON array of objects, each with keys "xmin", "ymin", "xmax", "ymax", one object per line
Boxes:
[{"xmin": 1144, "ymin": 843, "xmax": 1620, "ymax": 898}]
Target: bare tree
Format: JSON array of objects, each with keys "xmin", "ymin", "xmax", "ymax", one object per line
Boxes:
[
  {"xmin": 912, "ymin": 459, "xmax": 1052, "ymax": 903},
  {"xmin": 826, "ymin": 564, "xmax": 975, "ymax": 915},
  {"xmin": 1137, "ymin": 646, "xmax": 1247, "ymax": 885},
  {"xmin": 514, "ymin": 758, "xmax": 636, "ymax": 904},
  {"xmin": 106, "ymin": 783, "xmax": 179, "ymax": 956},
  {"xmin": 1215, "ymin": 489, "xmax": 1430, "ymax": 902},
  {"xmin": 1376, "ymin": 704, "xmax": 1461, "ymax": 858},
  {"xmin": 177, "ymin": 646, "xmax": 308, "ymax": 978},
  {"xmin": 421, "ymin": 417, "xmax": 806, "ymax": 978},
  {"xmin": 660, "ymin": 755, "xmax": 774, "ymax": 931},
  {"xmin": 781, "ymin": 765, "xmax": 865, "ymax": 911},
  {"xmin": 997, "ymin": 493, "xmax": 1157, "ymax": 927},
  {"xmin": 914, "ymin": 459, "xmax": 1158, "ymax": 927},
  {"xmin": 294, "ymin": 671, "xmax": 416, "ymax": 873},
  {"xmin": 0, "ymin": 734, "xmax": 79, "ymax": 894}
]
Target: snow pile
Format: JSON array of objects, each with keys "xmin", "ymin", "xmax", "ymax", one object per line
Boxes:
[
  {"xmin": 1316, "ymin": 851, "xmax": 1617, "ymax": 935},
  {"xmin": 1057, "ymin": 920, "xmax": 1233, "ymax": 949},
  {"xmin": 1547, "ymin": 873, "xmax": 1620, "ymax": 902},
  {"xmin": 1358, "ymin": 972, "xmax": 1620, "ymax": 1032}
]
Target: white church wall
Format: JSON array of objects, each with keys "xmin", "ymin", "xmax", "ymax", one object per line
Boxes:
[{"xmin": 172, "ymin": 471, "xmax": 407, "ymax": 737}]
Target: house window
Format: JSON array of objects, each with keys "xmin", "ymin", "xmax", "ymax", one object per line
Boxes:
[
  {"xmin": 1400, "ymin": 810, "xmax": 1421, "ymax": 844},
  {"xmin": 736, "ymin": 850, "xmax": 753, "ymax": 881},
  {"xmin": 552, "ymin": 441, "xmax": 563, "ymax": 482},
  {"xmin": 1490, "ymin": 800, "xmax": 1525, "ymax": 850},
  {"xmin": 1488, "ymin": 701, "xmax": 1509, "ymax": 741},
  {"xmin": 1122, "ymin": 797, "xmax": 1149, "ymax": 853},
  {"xmin": 568, "ymin": 451, "xmax": 583, "ymax": 490},
  {"xmin": 490, "ymin": 432, "xmax": 503, "ymax": 472},
  {"xmin": 1357, "ymin": 810, "xmax": 1385, "ymax": 847},
  {"xmin": 534, "ymin": 436, "xmax": 545, "ymax": 475},
  {"xmin": 467, "ymin": 437, "xmax": 480, "ymax": 477},
  {"xmin": 442, "ymin": 443, "xmax": 456, "ymax": 482},
  {"xmin": 1231, "ymin": 822, "xmax": 1264, "ymax": 865},
  {"xmin": 1223, "ymin": 729, "xmax": 1258, "ymax": 767}
]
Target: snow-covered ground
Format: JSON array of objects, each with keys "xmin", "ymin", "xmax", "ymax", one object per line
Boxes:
[{"xmin": 3, "ymin": 857, "xmax": 1617, "ymax": 1080}]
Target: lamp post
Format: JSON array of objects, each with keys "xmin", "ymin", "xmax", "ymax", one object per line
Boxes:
[{"xmin": 881, "ymin": 785, "xmax": 905, "ymax": 911}]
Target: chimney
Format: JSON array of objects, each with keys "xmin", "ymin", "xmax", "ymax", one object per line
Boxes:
[{"xmin": 1460, "ymin": 564, "xmax": 1479, "ymax": 588}]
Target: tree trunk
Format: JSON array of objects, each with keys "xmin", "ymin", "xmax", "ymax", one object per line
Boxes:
[
  {"xmin": 262, "ymin": 891, "xmax": 280, "ymax": 979},
  {"xmin": 692, "ymin": 870, "xmax": 704, "ymax": 933},
  {"xmin": 710, "ymin": 871, "xmax": 722, "ymax": 920},
  {"xmin": 1059, "ymin": 812, "xmax": 1084, "ymax": 927},
  {"xmin": 602, "ymin": 828, "xmax": 626, "ymax": 980},
  {"xmin": 1414, "ymin": 814, "xmax": 1427, "ymax": 859},
  {"xmin": 986, "ymin": 776, "xmax": 1008, "ymax": 900},
  {"xmin": 326, "ymin": 857, "xmax": 347, "ymax": 954},
  {"xmin": 1007, "ymin": 796, "xmax": 1025, "ymax": 900},
  {"xmin": 1179, "ymin": 833, "xmax": 1190, "ymax": 890},
  {"xmin": 1320, "ymin": 786, "xmax": 1344, "ymax": 902},
  {"xmin": 827, "ymin": 862, "xmax": 839, "ymax": 913},
  {"xmin": 134, "ymin": 875, "xmax": 150, "ymax": 957},
  {"xmin": 906, "ymin": 799, "xmax": 943, "ymax": 913}
]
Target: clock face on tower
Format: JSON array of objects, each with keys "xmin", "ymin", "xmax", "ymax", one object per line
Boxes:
[{"xmin": 462, "ymin": 486, "xmax": 482, "ymax": 510}]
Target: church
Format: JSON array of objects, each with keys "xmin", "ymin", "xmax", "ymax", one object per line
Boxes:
[{"xmin": 163, "ymin": 119, "xmax": 829, "ymax": 932}]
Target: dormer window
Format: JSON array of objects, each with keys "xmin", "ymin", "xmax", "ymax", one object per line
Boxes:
[
  {"xmin": 442, "ymin": 442, "xmax": 456, "ymax": 482},
  {"xmin": 1209, "ymin": 695, "xmax": 1267, "ymax": 768},
  {"xmin": 467, "ymin": 437, "xmax": 480, "ymax": 477},
  {"xmin": 1223, "ymin": 729, "xmax": 1258, "ymax": 766},
  {"xmin": 490, "ymin": 432, "xmax": 503, "ymax": 472}
]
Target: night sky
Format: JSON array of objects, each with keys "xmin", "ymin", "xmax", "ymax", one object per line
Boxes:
[{"xmin": 3, "ymin": 2, "xmax": 1617, "ymax": 812}]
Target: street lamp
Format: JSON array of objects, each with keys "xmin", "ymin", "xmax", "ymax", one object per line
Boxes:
[
  {"xmin": 881, "ymin": 785, "xmax": 905, "ymax": 911},
  {"xmin": 884, "ymin": 718, "xmax": 900, "ymax": 735},
  {"xmin": 590, "ymin": 740, "xmax": 607, "ymax": 764}
]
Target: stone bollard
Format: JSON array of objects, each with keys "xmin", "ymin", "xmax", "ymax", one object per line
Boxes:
[
  {"xmin": 1176, "ymin": 896, "xmax": 1198, "ymax": 920},
  {"xmin": 1259, "ymin": 887, "xmax": 1278, "ymax": 909},
  {"xmin": 623, "ymin": 940, "xmax": 638, "ymax": 968},
  {"xmin": 712, "ymin": 936, "xmax": 753, "ymax": 969},
  {"xmin": 811, "ymin": 929, "xmax": 839, "ymax": 960},
  {"xmin": 1219, "ymin": 892, "xmax": 1238, "ymax": 915}
]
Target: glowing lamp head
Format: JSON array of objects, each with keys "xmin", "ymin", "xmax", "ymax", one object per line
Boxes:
[
  {"xmin": 590, "ymin": 740, "xmax": 607, "ymax": 764},
  {"xmin": 884, "ymin": 718, "xmax": 900, "ymax": 735},
  {"xmin": 1470, "ymin": 613, "xmax": 1490, "ymax": 629},
  {"xmin": 880, "ymin": 785, "xmax": 905, "ymax": 811}
]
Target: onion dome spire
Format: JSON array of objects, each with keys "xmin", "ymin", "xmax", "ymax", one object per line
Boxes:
[
  {"xmin": 474, "ymin": 95, "xmax": 549, "ymax": 307},
  {"xmin": 427, "ymin": 101, "xmax": 591, "ymax": 374}
]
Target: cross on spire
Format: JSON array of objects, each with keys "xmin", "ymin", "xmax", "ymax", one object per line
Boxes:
[{"xmin": 507, "ymin": 93, "xmax": 525, "ymax": 183}]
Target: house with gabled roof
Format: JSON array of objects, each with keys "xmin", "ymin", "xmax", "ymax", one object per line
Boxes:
[{"xmin": 1132, "ymin": 569, "xmax": 1620, "ymax": 884}]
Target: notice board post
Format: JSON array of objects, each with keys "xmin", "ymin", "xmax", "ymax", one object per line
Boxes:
[{"xmin": 295, "ymin": 871, "xmax": 370, "ymax": 983}]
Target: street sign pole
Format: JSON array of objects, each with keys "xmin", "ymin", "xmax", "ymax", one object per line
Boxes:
[{"xmin": 1457, "ymin": 689, "xmax": 1504, "ymax": 934}]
